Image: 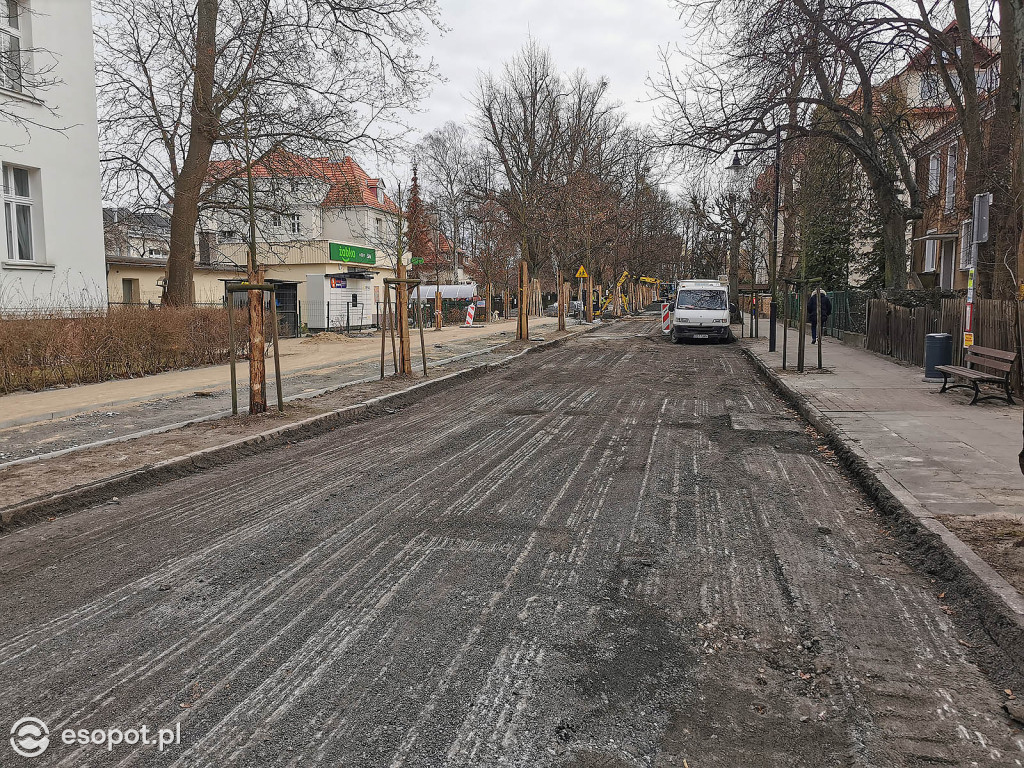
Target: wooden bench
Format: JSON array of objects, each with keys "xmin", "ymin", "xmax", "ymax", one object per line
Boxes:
[{"xmin": 935, "ymin": 346, "xmax": 1019, "ymax": 405}]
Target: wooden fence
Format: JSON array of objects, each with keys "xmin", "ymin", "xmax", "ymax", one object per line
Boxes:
[{"xmin": 864, "ymin": 296, "xmax": 1023, "ymax": 392}]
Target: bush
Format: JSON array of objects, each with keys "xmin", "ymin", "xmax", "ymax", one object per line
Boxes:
[{"xmin": 0, "ymin": 305, "xmax": 246, "ymax": 394}]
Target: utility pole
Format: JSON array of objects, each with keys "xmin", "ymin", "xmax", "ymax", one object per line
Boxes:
[
  {"xmin": 557, "ymin": 269, "xmax": 566, "ymax": 331},
  {"xmin": 769, "ymin": 126, "xmax": 782, "ymax": 352}
]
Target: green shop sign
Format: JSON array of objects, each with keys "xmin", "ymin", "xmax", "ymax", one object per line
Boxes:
[{"xmin": 329, "ymin": 242, "xmax": 376, "ymax": 265}]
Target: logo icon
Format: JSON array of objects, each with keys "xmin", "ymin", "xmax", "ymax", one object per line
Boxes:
[{"xmin": 10, "ymin": 717, "xmax": 49, "ymax": 758}]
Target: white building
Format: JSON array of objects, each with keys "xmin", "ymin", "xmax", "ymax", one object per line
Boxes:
[
  {"xmin": 0, "ymin": 0, "xmax": 106, "ymax": 309},
  {"xmin": 205, "ymin": 151, "xmax": 408, "ymax": 331}
]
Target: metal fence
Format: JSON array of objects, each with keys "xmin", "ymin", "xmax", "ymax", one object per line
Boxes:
[{"xmin": 779, "ymin": 290, "xmax": 870, "ymax": 341}]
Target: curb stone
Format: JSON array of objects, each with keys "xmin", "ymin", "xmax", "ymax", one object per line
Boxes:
[
  {"xmin": 740, "ymin": 344, "xmax": 1024, "ymax": 672},
  {"xmin": 0, "ymin": 323, "xmax": 603, "ymax": 534}
]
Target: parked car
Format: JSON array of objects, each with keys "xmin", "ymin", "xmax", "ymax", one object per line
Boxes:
[{"xmin": 670, "ymin": 279, "xmax": 735, "ymax": 343}]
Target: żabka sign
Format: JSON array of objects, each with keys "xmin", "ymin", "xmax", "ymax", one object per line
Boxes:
[{"xmin": 329, "ymin": 243, "xmax": 376, "ymax": 265}]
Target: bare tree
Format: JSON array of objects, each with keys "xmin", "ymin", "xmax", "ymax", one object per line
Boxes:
[
  {"xmin": 96, "ymin": 0, "xmax": 442, "ymax": 306},
  {"xmin": 652, "ymin": 0, "xmax": 926, "ymax": 289},
  {"xmin": 471, "ymin": 40, "xmax": 562, "ymax": 287},
  {"xmin": 415, "ymin": 122, "xmax": 473, "ymax": 283}
]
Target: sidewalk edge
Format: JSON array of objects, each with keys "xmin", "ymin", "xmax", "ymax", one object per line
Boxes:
[
  {"xmin": 0, "ymin": 324, "xmax": 601, "ymax": 534},
  {"xmin": 740, "ymin": 344, "xmax": 1024, "ymax": 671}
]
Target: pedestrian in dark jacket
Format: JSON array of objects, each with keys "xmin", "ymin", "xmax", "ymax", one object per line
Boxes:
[{"xmin": 808, "ymin": 289, "xmax": 831, "ymax": 343}]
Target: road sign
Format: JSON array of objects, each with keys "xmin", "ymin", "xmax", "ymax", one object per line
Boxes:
[
  {"xmin": 963, "ymin": 332, "xmax": 974, "ymax": 348},
  {"xmin": 464, "ymin": 304, "xmax": 476, "ymax": 326},
  {"xmin": 973, "ymin": 193, "xmax": 991, "ymax": 244},
  {"xmin": 575, "ymin": 266, "xmax": 588, "ymax": 279},
  {"xmin": 662, "ymin": 303, "xmax": 671, "ymax": 334}
]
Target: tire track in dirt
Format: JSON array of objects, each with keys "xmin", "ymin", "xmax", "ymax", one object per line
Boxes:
[{"xmin": 0, "ymin": 319, "xmax": 1021, "ymax": 767}]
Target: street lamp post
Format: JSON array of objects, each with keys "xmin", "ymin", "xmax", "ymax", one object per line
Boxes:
[
  {"xmin": 725, "ymin": 151, "xmax": 747, "ymax": 311},
  {"xmin": 768, "ymin": 127, "xmax": 782, "ymax": 352}
]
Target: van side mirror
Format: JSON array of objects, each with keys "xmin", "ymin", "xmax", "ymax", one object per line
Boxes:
[{"xmin": 668, "ymin": 302, "xmax": 675, "ymax": 312}]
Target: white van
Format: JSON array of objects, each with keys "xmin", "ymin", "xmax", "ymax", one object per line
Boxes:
[{"xmin": 670, "ymin": 280, "xmax": 734, "ymax": 343}]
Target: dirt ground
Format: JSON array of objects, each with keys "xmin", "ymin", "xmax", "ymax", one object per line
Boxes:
[
  {"xmin": 1, "ymin": 319, "xmax": 1022, "ymax": 765},
  {"xmin": 943, "ymin": 516, "xmax": 1024, "ymax": 594},
  {"xmin": 0, "ymin": 335, "xmax": 561, "ymax": 513}
]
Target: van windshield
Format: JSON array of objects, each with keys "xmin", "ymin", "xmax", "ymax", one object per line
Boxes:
[{"xmin": 676, "ymin": 289, "xmax": 727, "ymax": 310}]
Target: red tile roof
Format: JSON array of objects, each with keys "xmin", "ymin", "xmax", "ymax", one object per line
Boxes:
[{"xmin": 208, "ymin": 150, "xmax": 399, "ymax": 215}]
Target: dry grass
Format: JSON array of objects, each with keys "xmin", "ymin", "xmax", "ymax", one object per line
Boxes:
[{"xmin": 0, "ymin": 306, "xmax": 248, "ymax": 394}]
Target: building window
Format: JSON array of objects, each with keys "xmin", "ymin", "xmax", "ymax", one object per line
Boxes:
[
  {"xmin": 960, "ymin": 219, "xmax": 973, "ymax": 270},
  {"xmin": 3, "ymin": 163, "xmax": 33, "ymax": 261},
  {"xmin": 978, "ymin": 66, "xmax": 999, "ymax": 93},
  {"xmin": 270, "ymin": 213, "xmax": 281, "ymax": 228},
  {"xmin": 0, "ymin": 0, "xmax": 22, "ymax": 93},
  {"xmin": 351, "ymin": 292, "xmax": 358, "ymax": 307},
  {"xmin": 219, "ymin": 229, "xmax": 238, "ymax": 242},
  {"xmin": 944, "ymin": 144, "xmax": 957, "ymax": 212},
  {"xmin": 920, "ymin": 72, "xmax": 941, "ymax": 104},
  {"xmin": 375, "ymin": 217, "xmax": 383, "ymax": 239},
  {"xmin": 928, "ymin": 154, "xmax": 940, "ymax": 196},
  {"xmin": 289, "ymin": 212, "xmax": 301, "ymax": 235},
  {"xmin": 924, "ymin": 229, "xmax": 938, "ymax": 272}
]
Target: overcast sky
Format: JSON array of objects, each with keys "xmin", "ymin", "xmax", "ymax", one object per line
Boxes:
[{"xmin": 405, "ymin": 0, "xmax": 686, "ymax": 138}]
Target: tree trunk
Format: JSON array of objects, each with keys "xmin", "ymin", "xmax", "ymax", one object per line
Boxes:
[
  {"xmin": 396, "ymin": 259, "xmax": 412, "ymax": 375},
  {"xmin": 248, "ymin": 265, "xmax": 266, "ymax": 414},
  {"xmin": 1015, "ymin": 0, "xmax": 1024, "ymax": 305},
  {"xmin": 557, "ymin": 270, "xmax": 565, "ymax": 331},
  {"xmin": 517, "ymin": 259, "xmax": 529, "ymax": 340},
  {"xmin": 872, "ymin": 183, "xmax": 909, "ymax": 289},
  {"xmin": 988, "ymin": 0, "xmax": 1022, "ymax": 300},
  {"xmin": 165, "ymin": 0, "xmax": 218, "ymax": 307}
]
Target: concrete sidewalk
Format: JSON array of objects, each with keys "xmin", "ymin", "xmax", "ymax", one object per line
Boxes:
[
  {"xmin": 0, "ymin": 317, "xmax": 568, "ymax": 427},
  {"xmin": 0, "ymin": 317, "xmax": 573, "ymax": 466},
  {"xmin": 743, "ymin": 326, "xmax": 1024, "ymax": 520}
]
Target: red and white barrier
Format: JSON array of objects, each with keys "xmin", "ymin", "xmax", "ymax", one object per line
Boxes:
[
  {"xmin": 661, "ymin": 303, "xmax": 670, "ymax": 334},
  {"xmin": 464, "ymin": 304, "xmax": 476, "ymax": 326}
]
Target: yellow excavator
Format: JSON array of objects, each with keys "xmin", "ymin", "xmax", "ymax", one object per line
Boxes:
[
  {"xmin": 598, "ymin": 272, "xmax": 660, "ymax": 315},
  {"xmin": 599, "ymin": 270, "xmax": 632, "ymax": 315}
]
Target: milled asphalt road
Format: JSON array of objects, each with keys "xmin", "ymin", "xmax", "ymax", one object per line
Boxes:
[{"xmin": 1, "ymin": 319, "xmax": 1022, "ymax": 767}]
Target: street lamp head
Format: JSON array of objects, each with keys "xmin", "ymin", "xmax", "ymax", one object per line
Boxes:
[{"xmin": 725, "ymin": 150, "xmax": 747, "ymax": 195}]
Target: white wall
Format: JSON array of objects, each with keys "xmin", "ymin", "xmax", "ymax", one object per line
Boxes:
[
  {"xmin": 324, "ymin": 206, "xmax": 401, "ymax": 268},
  {"xmin": 0, "ymin": 0, "xmax": 106, "ymax": 309}
]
